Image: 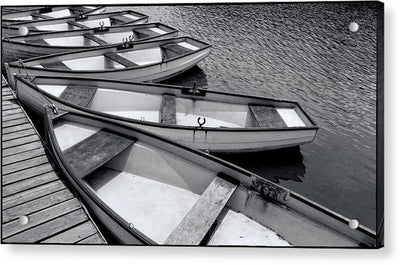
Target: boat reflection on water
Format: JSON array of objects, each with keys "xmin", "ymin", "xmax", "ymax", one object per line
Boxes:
[
  {"xmin": 217, "ymin": 146, "xmax": 306, "ymax": 184},
  {"xmin": 161, "ymin": 65, "xmax": 208, "ymax": 88}
]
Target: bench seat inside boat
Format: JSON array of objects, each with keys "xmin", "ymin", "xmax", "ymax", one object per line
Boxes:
[
  {"xmin": 249, "ymin": 105, "xmax": 306, "ymax": 128},
  {"xmin": 62, "ymin": 129, "xmax": 134, "ymax": 179},
  {"xmin": 59, "ymin": 85, "xmax": 97, "ymax": 107}
]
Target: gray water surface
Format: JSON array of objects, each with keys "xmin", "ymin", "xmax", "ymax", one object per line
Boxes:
[{"xmin": 111, "ymin": 2, "xmax": 378, "ymax": 230}]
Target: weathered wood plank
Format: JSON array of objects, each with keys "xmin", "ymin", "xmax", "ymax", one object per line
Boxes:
[
  {"xmin": 41, "ymin": 221, "xmax": 97, "ymax": 244},
  {"xmin": 3, "ymin": 163, "xmax": 54, "ymax": 185},
  {"xmin": 2, "ymin": 123, "xmax": 32, "ymax": 134},
  {"xmin": 59, "ymin": 85, "xmax": 97, "ymax": 107},
  {"xmin": 2, "ymin": 128, "xmax": 36, "ymax": 142},
  {"xmin": 3, "ymin": 181, "xmax": 66, "ymax": 210},
  {"xmin": 164, "ymin": 177, "xmax": 237, "ymax": 245},
  {"xmin": 83, "ymin": 33, "xmax": 109, "ymax": 45},
  {"xmin": 2, "ymin": 189, "xmax": 74, "ymax": 223},
  {"xmin": 2, "ymin": 135, "xmax": 40, "ymax": 149},
  {"xmin": 24, "ymin": 38, "xmax": 49, "ymax": 45},
  {"xmin": 2, "ymin": 103, "xmax": 21, "ymax": 111},
  {"xmin": 3, "ymin": 203, "xmax": 85, "ymax": 241},
  {"xmin": 63, "ymin": 129, "xmax": 134, "ymax": 178},
  {"xmin": 104, "ymin": 52, "xmax": 139, "ymax": 67},
  {"xmin": 2, "ymin": 155, "xmax": 49, "ymax": 175},
  {"xmin": 40, "ymin": 61, "xmax": 70, "ymax": 70},
  {"xmin": 77, "ymin": 233, "xmax": 106, "ymax": 244},
  {"xmin": 161, "ymin": 94, "xmax": 177, "ymax": 125},
  {"xmin": 67, "ymin": 20, "xmax": 90, "ymax": 29},
  {"xmin": 2, "ymin": 171, "xmax": 60, "ymax": 197},
  {"xmin": 2, "ymin": 147, "xmax": 46, "ymax": 166},
  {"xmin": 2, "ymin": 95, "xmax": 15, "ymax": 101},
  {"xmin": 2, "ymin": 107, "xmax": 23, "ymax": 116},
  {"xmin": 2, "ymin": 112, "xmax": 27, "ymax": 122},
  {"xmin": 2, "ymin": 141, "xmax": 43, "ymax": 157},
  {"xmin": 2, "ymin": 117, "xmax": 30, "ymax": 129},
  {"xmin": 2, "ymin": 91, "xmax": 13, "ymax": 96},
  {"xmin": 249, "ymin": 105, "xmax": 287, "ymax": 128}
]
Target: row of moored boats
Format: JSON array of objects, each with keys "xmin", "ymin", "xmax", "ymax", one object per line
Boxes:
[{"xmin": 1, "ymin": 5, "xmax": 376, "ymax": 247}]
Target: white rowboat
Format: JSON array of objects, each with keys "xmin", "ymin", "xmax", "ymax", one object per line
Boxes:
[
  {"xmin": 14, "ymin": 75, "xmax": 318, "ymax": 152},
  {"xmin": 42, "ymin": 106, "xmax": 376, "ymax": 246}
]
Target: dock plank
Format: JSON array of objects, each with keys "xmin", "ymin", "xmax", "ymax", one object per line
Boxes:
[
  {"xmin": 2, "ymin": 147, "xmax": 46, "ymax": 166},
  {"xmin": 164, "ymin": 177, "xmax": 237, "ymax": 245},
  {"xmin": 3, "ymin": 204, "xmax": 86, "ymax": 242},
  {"xmin": 41, "ymin": 221, "xmax": 98, "ymax": 244},
  {"xmin": 2, "ymin": 128, "xmax": 36, "ymax": 142},
  {"xmin": 3, "ymin": 181, "xmax": 66, "ymax": 210},
  {"xmin": 78, "ymin": 233, "xmax": 107, "ymax": 244},
  {"xmin": 2, "ymin": 107, "xmax": 23, "ymax": 116},
  {"xmin": 2, "ymin": 155, "xmax": 49, "ymax": 175},
  {"xmin": 3, "ymin": 141, "xmax": 43, "ymax": 157},
  {"xmin": 2, "ymin": 135, "xmax": 40, "ymax": 149},
  {"xmin": 2, "ymin": 112, "xmax": 27, "ymax": 122},
  {"xmin": 2, "ymin": 117, "xmax": 30, "ymax": 129},
  {"xmin": 3, "ymin": 163, "xmax": 55, "ymax": 185},
  {"xmin": 2, "ymin": 123, "xmax": 32, "ymax": 134},
  {"xmin": 1, "ymin": 76, "xmax": 106, "ymax": 244},
  {"xmin": 2, "ymin": 172, "xmax": 60, "ymax": 197},
  {"xmin": 2, "ymin": 189, "xmax": 74, "ymax": 223},
  {"xmin": 2, "ymin": 103, "xmax": 21, "ymax": 111}
]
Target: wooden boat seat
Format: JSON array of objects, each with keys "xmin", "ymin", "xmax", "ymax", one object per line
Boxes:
[
  {"xmin": 67, "ymin": 20, "xmax": 90, "ymax": 29},
  {"xmin": 249, "ymin": 105, "xmax": 287, "ymax": 128},
  {"xmin": 59, "ymin": 85, "xmax": 97, "ymax": 107},
  {"xmin": 69, "ymin": 6, "xmax": 92, "ymax": 14},
  {"xmin": 164, "ymin": 176, "xmax": 237, "ymax": 245},
  {"xmin": 110, "ymin": 15, "xmax": 135, "ymax": 24},
  {"xmin": 63, "ymin": 129, "xmax": 135, "ymax": 179},
  {"xmin": 83, "ymin": 33, "xmax": 109, "ymax": 45},
  {"xmin": 24, "ymin": 38, "xmax": 48, "ymax": 45},
  {"xmin": 161, "ymin": 43, "xmax": 192, "ymax": 60},
  {"xmin": 160, "ymin": 94, "xmax": 176, "ymax": 125},
  {"xmin": 133, "ymin": 28, "xmax": 158, "ymax": 39},
  {"xmin": 31, "ymin": 13, "xmax": 53, "ymax": 19},
  {"xmin": 104, "ymin": 52, "xmax": 139, "ymax": 68},
  {"xmin": 40, "ymin": 61, "xmax": 70, "ymax": 70}
]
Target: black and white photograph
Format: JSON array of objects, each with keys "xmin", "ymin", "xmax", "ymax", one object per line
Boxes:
[{"xmin": 1, "ymin": 1, "xmax": 384, "ymax": 250}]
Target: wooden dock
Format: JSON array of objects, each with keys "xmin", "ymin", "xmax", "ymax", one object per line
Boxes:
[{"xmin": 1, "ymin": 76, "xmax": 107, "ymax": 244}]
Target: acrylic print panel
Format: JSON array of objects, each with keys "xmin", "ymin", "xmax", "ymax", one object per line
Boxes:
[{"xmin": 0, "ymin": 2, "xmax": 383, "ymax": 247}]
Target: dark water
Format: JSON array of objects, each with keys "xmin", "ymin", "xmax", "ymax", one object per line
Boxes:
[{"xmin": 107, "ymin": 3, "xmax": 377, "ymax": 230}]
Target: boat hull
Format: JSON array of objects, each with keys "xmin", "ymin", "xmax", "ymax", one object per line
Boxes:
[
  {"xmin": 15, "ymin": 78, "xmax": 317, "ymax": 152},
  {"xmin": 6, "ymin": 46, "xmax": 212, "ymax": 88}
]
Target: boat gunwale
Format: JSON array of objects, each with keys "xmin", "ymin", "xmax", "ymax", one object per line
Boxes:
[
  {"xmin": 2, "ymin": 5, "xmax": 106, "ymax": 21},
  {"xmin": 7, "ymin": 36, "xmax": 211, "ymax": 73},
  {"xmin": 16, "ymin": 74, "xmax": 320, "ymax": 132},
  {"xmin": 2, "ymin": 9, "xmax": 149, "ymax": 31},
  {"xmin": 2, "ymin": 22, "xmax": 179, "ymax": 49},
  {"xmin": 43, "ymin": 107, "xmax": 376, "ymax": 246}
]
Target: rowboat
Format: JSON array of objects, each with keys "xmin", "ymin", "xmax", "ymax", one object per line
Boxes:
[
  {"xmin": 41, "ymin": 106, "xmax": 376, "ymax": 246},
  {"xmin": 5, "ymin": 36, "xmax": 211, "ymax": 88},
  {"xmin": 14, "ymin": 75, "xmax": 318, "ymax": 152},
  {"xmin": 2, "ymin": 6, "xmax": 48, "ymax": 15},
  {"xmin": 2, "ymin": 6, "xmax": 106, "ymax": 24},
  {"xmin": 2, "ymin": 10, "xmax": 148, "ymax": 37},
  {"xmin": 2, "ymin": 23, "xmax": 179, "ymax": 63}
]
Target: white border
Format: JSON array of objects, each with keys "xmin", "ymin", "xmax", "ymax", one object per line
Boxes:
[{"xmin": 1, "ymin": 0, "xmax": 398, "ymax": 264}]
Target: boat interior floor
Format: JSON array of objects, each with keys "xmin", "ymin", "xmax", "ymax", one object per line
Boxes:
[{"xmin": 39, "ymin": 84, "xmax": 308, "ymax": 129}]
